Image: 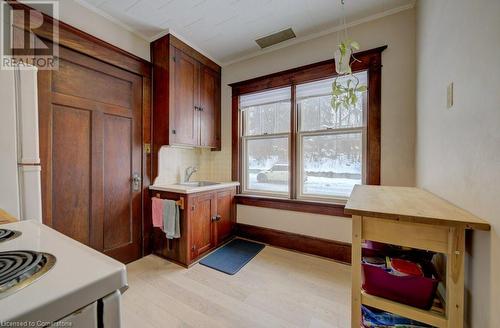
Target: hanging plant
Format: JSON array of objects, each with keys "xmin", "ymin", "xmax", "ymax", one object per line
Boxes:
[
  {"xmin": 331, "ymin": 1, "xmax": 367, "ymax": 111},
  {"xmin": 331, "ymin": 74, "xmax": 367, "ymax": 111}
]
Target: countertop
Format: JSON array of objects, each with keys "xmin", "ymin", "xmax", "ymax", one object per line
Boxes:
[
  {"xmin": 345, "ymin": 185, "xmax": 490, "ymax": 230},
  {"xmin": 149, "ymin": 181, "xmax": 240, "ymax": 194}
]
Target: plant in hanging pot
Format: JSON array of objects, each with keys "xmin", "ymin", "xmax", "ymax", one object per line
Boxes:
[
  {"xmin": 331, "ymin": 74, "xmax": 367, "ymax": 111},
  {"xmin": 334, "ymin": 39, "xmax": 359, "ymax": 75},
  {"xmin": 331, "ymin": 0, "xmax": 367, "ymax": 112}
]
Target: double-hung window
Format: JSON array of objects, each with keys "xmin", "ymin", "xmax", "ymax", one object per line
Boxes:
[
  {"xmin": 240, "ymin": 87, "xmax": 291, "ymax": 196},
  {"xmin": 231, "ymin": 47, "xmax": 384, "ymax": 211},
  {"xmin": 297, "ymin": 72, "xmax": 367, "ymax": 200}
]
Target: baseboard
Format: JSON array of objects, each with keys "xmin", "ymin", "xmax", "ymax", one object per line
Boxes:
[{"xmin": 235, "ymin": 223, "xmax": 351, "ymax": 264}]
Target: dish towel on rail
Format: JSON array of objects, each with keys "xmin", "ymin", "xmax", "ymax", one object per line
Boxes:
[
  {"xmin": 151, "ymin": 197, "xmax": 164, "ymax": 228},
  {"xmin": 152, "ymin": 198, "xmax": 180, "ymax": 239},
  {"xmin": 163, "ymin": 199, "xmax": 180, "ymax": 239}
]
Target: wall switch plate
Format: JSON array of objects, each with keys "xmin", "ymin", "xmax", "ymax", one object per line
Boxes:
[{"xmin": 447, "ymin": 82, "xmax": 454, "ymax": 109}]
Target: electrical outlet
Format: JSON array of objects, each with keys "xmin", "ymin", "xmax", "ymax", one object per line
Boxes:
[{"xmin": 447, "ymin": 82, "xmax": 454, "ymax": 109}]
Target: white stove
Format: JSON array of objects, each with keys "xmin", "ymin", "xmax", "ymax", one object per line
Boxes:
[{"xmin": 0, "ymin": 220, "xmax": 127, "ymax": 327}]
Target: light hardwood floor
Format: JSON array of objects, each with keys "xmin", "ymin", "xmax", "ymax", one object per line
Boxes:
[{"xmin": 123, "ymin": 245, "xmax": 351, "ymax": 328}]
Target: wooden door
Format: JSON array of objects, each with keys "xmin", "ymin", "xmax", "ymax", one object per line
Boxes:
[
  {"xmin": 172, "ymin": 48, "xmax": 199, "ymax": 146},
  {"xmin": 215, "ymin": 189, "xmax": 235, "ymax": 244},
  {"xmin": 190, "ymin": 192, "xmax": 215, "ymax": 259},
  {"xmin": 38, "ymin": 45, "xmax": 143, "ymax": 263},
  {"xmin": 199, "ymin": 65, "xmax": 219, "ymax": 148}
]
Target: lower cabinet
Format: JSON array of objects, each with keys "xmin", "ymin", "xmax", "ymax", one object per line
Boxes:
[
  {"xmin": 190, "ymin": 192, "xmax": 216, "ymax": 259},
  {"xmin": 151, "ymin": 187, "xmax": 236, "ymax": 267}
]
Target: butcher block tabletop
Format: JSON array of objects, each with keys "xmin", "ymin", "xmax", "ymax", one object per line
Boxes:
[
  {"xmin": 0, "ymin": 209, "xmax": 17, "ymax": 225},
  {"xmin": 345, "ymin": 185, "xmax": 490, "ymax": 231}
]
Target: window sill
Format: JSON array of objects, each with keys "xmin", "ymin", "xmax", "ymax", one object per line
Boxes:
[{"xmin": 235, "ymin": 194, "xmax": 351, "ymax": 218}]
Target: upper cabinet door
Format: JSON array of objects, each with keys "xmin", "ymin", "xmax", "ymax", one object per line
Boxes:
[
  {"xmin": 171, "ymin": 48, "xmax": 199, "ymax": 146},
  {"xmin": 199, "ymin": 65, "xmax": 220, "ymax": 148}
]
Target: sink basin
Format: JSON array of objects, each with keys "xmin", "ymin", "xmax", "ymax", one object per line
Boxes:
[{"xmin": 176, "ymin": 181, "xmax": 220, "ymax": 187}]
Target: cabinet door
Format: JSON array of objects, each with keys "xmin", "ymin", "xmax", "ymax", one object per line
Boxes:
[
  {"xmin": 215, "ymin": 189, "xmax": 235, "ymax": 244},
  {"xmin": 172, "ymin": 48, "xmax": 199, "ymax": 146},
  {"xmin": 198, "ymin": 65, "xmax": 220, "ymax": 148},
  {"xmin": 190, "ymin": 193, "xmax": 215, "ymax": 259}
]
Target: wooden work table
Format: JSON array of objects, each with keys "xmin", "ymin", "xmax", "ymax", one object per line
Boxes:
[
  {"xmin": 345, "ymin": 185, "xmax": 490, "ymax": 328},
  {"xmin": 0, "ymin": 209, "xmax": 17, "ymax": 225}
]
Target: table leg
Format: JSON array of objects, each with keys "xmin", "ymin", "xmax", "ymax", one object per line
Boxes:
[
  {"xmin": 351, "ymin": 215, "xmax": 362, "ymax": 328},
  {"xmin": 446, "ymin": 226, "xmax": 465, "ymax": 328}
]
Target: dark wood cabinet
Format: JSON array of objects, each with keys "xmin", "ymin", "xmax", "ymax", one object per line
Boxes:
[
  {"xmin": 151, "ymin": 34, "xmax": 221, "ymax": 173},
  {"xmin": 215, "ymin": 189, "xmax": 236, "ymax": 243},
  {"xmin": 171, "ymin": 48, "xmax": 199, "ymax": 146},
  {"xmin": 190, "ymin": 192, "xmax": 216, "ymax": 258},
  {"xmin": 199, "ymin": 65, "xmax": 220, "ymax": 148},
  {"xmin": 152, "ymin": 186, "xmax": 236, "ymax": 267}
]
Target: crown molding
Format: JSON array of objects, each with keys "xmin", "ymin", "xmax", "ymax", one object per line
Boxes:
[
  {"xmin": 73, "ymin": 0, "xmax": 151, "ymax": 41},
  {"xmin": 221, "ymin": 1, "xmax": 415, "ymax": 66},
  {"xmin": 150, "ymin": 28, "xmax": 222, "ymax": 66},
  {"xmin": 74, "ymin": 0, "xmax": 416, "ymax": 67}
]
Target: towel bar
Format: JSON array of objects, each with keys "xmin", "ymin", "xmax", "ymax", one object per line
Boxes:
[{"xmin": 155, "ymin": 193, "xmax": 184, "ymax": 210}]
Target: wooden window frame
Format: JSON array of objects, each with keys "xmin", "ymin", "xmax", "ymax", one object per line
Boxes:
[{"xmin": 231, "ymin": 46, "xmax": 386, "ymax": 217}]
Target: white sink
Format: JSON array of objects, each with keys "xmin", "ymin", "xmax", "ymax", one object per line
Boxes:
[{"xmin": 175, "ymin": 181, "xmax": 220, "ymax": 187}]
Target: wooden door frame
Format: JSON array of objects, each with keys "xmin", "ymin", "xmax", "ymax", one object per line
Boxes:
[{"xmin": 9, "ymin": 1, "xmax": 153, "ymax": 256}]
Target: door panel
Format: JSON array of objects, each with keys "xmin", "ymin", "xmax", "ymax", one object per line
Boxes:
[
  {"xmin": 51, "ymin": 105, "xmax": 91, "ymax": 245},
  {"xmin": 103, "ymin": 114, "xmax": 132, "ymax": 251},
  {"xmin": 191, "ymin": 193, "xmax": 215, "ymax": 258},
  {"xmin": 215, "ymin": 189, "xmax": 235, "ymax": 244},
  {"xmin": 38, "ymin": 44, "xmax": 143, "ymax": 263},
  {"xmin": 199, "ymin": 65, "xmax": 219, "ymax": 147},
  {"xmin": 172, "ymin": 48, "xmax": 199, "ymax": 146},
  {"xmin": 52, "ymin": 59, "xmax": 133, "ymax": 108}
]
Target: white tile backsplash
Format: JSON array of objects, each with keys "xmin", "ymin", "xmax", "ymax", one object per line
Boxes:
[{"xmin": 155, "ymin": 146, "xmax": 215, "ymax": 185}]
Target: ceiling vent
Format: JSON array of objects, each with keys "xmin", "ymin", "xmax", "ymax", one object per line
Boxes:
[{"xmin": 255, "ymin": 28, "xmax": 296, "ymax": 49}]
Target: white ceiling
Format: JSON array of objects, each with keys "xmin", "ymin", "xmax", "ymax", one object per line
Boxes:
[{"xmin": 78, "ymin": 0, "xmax": 415, "ymax": 64}]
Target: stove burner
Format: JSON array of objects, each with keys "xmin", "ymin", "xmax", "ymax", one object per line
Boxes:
[
  {"xmin": 0, "ymin": 229, "xmax": 22, "ymax": 243},
  {"xmin": 0, "ymin": 250, "xmax": 56, "ymax": 299}
]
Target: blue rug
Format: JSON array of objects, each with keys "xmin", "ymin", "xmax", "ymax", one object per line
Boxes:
[{"xmin": 199, "ymin": 238, "xmax": 265, "ymax": 275}]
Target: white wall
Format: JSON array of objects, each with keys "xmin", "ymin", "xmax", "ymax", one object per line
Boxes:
[
  {"xmin": 22, "ymin": 0, "xmax": 150, "ymax": 61},
  {"xmin": 209, "ymin": 8, "xmax": 416, "ymax": 242},
  {"xmin": 415, "ymin": 1, "xmax": 500, "ymax": 327}
]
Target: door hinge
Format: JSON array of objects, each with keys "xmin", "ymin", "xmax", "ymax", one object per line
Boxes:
[
  {"xmin": 172, "ymin": 56, "xmax": 176, "ymax": 62},
  {"xmin": 172, "ymin": 129, "xmax": 176, "ymax": 135},
  {"xmin": 191, "ymin": 245, "xmax": 196, "ymax": 251}
]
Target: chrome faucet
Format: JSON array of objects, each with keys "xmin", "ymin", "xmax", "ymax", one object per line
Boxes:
[{"xmin": 184, "ymin": 166, "xmax": 198, "ymax": 182}]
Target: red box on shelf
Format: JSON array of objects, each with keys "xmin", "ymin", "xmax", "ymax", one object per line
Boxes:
[{"xmin": 362, "ymin": 263, "xmax": 439, "ymax": 310}]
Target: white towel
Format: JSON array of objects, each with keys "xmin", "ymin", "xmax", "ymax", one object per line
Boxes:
[{"xmin": 163, "ymin": 199, "xmax": 180, "ymax": 239}]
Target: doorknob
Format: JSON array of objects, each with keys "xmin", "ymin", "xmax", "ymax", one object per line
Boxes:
[{"xmin": 132, "ymin": 173, "xmax": 141, "ymax": 191}]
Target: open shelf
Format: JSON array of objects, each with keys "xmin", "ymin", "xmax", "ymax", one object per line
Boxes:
[{"xmin": 361, "ymin": 290, "xmax": 446, "ymax": 328}]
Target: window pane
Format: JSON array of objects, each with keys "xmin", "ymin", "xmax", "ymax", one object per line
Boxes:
[
  {"xmin": 245, "ymin": 137, "xmax": 289, "ymax": 194},
  {"xmin": 241, "ymin": 87, "xmax": 291, "ymax": 136},
  {"xmin": 297, "ymin": 72, "xmax": 367, "ymax": 131},
  {"xmin": 301, "ymin": 133, "xmax": 362, "ymax": 198}
]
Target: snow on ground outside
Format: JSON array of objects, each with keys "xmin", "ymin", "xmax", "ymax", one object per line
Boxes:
[
  {"xmin": 249, "ymin": 158, "xmax": 361, "ymax": 174},
  {"xmin": 247, "ymin": 173, "xmax": 359, "ymax": 198}
]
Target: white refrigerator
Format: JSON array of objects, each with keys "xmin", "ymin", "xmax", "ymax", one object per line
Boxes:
[{"xmin": 0, "ymin": 65, "xmax": 42, "ymax": 222}]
